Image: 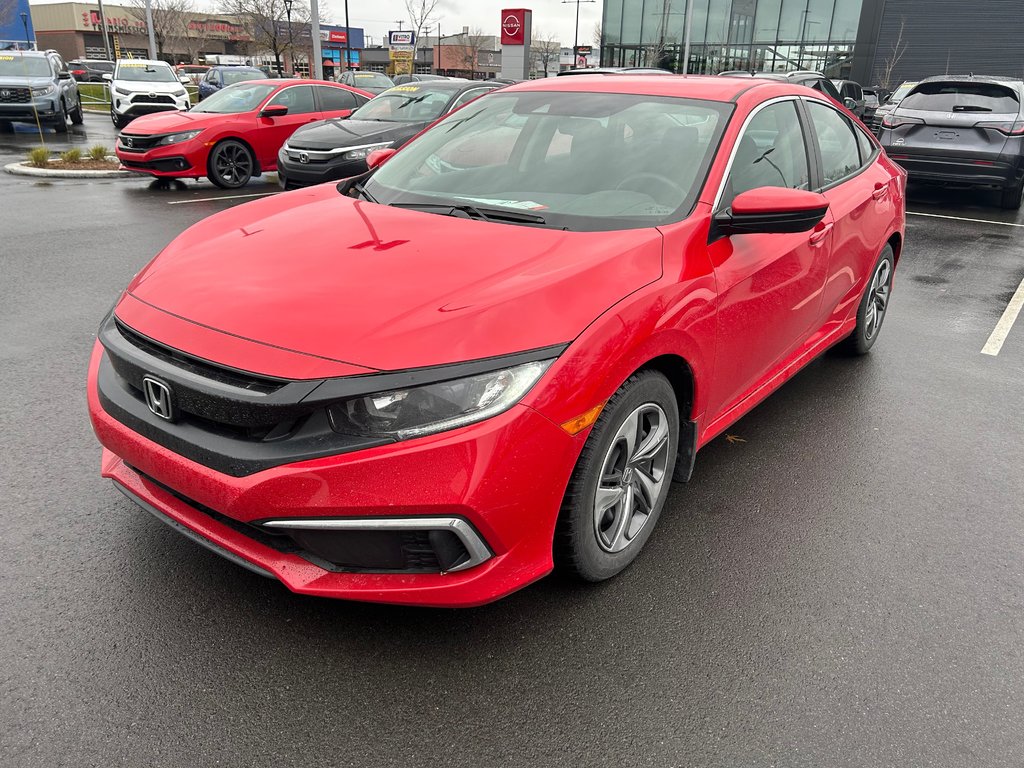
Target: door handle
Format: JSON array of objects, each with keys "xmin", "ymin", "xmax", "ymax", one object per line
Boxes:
[
  {"xmin": 872, "ymin": 182, "xmax": 889, "ymax": 200},
  {"xmin": 809, "ymin": 221, "xmax": 833, "ymax": 245}
]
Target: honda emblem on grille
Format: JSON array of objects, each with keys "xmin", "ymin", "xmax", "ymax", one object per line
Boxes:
[
  {"xmin": 142, "ymin": 376, "xmax": 175, "ymax": 421},
  {"xmin": 298, "ymin": 151, "xmax": 309, "ymax": 164},
  {"xmin": 124, "ymin": 136, "xmax": 134, "ymax": 148},
  {"xmin": 0, "ymin": 89, "xmax": 10, "ymax": 99}
]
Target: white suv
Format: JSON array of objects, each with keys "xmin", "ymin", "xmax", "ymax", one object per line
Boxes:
[{"xmin": 104, "ymin": 59, "xmax": 190, "ymax": 129}]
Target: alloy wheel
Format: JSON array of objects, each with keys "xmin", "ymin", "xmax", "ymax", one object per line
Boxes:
[
  {"xmin": 213, "ymin": 143, "xmax": 252, "ymax": 186},
  {"xmin": 593, "ymin": 403, "xmax": 671, "ymax": 553},
  {"xmin": 864, "ymin": 258, "xmax": 892, "ymax": 341}
]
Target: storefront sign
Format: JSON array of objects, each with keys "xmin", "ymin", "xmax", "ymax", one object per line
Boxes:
[
  {"xmin": 389, "ymin": 30, "xmax": 414, "ymax": 47},
  {"xmin": 501, "ymin": 9, "xmax": 527, "ymax": 45}
]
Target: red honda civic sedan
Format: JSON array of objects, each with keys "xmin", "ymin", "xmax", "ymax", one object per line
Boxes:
[
  {"xmin": 89, "ymin": 75, "xmax": 906, "ymax": 607},
  {"xmin": 114, "ymin": 79, "xmax": 372, "ymax": 188}
]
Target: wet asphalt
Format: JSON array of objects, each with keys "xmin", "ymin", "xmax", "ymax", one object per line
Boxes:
[{"xmin": 1, "ymin": 112, "xmax": 1023, "ymax": 767}]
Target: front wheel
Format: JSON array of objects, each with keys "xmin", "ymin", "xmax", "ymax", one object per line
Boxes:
[
  {"xmin": 110, "ymin": 110, "xmax": 127, "ymax": 129},
  {"xmin": 555, "ymin": 371, "xmax": 679, "ymax": 582},
  {"xmin": 69, "ymin": 100, "xmax": 84, "ymax": 125},
  {"xmin": 52, "ymin": 102, "xmax": 68, "ymax": 133},
  {"xmin": 207, "ymin": 140, "xmax": 254, "ymax": 189},
  {"xmin": 840, "ymin": 245, "xmax": 895, "ymax": 355}
]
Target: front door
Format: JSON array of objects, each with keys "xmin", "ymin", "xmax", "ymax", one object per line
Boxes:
[{"xmin": 255, "ymin": 85, "xmax": 321, "ymax": 168}]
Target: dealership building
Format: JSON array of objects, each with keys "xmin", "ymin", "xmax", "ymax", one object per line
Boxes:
[{"xmin": 601, "ymin": 0, "xmax": 1024, "ymax": 86}]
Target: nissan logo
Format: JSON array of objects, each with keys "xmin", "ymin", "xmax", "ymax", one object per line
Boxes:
[
  {"xmin": 298, "ymin": 151, "xmax": 309, "ymax": 164},
  {"xmin": 502, "ymin": 14, "xmax": 521, "ymax": 36},
  {"xmin": 142, "ymin": 376, "xmax": 175, "ymax": 421}
]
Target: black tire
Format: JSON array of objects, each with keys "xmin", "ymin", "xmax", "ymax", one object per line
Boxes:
[
  {"xmin": 207, "ymin": 139, "xmax": 254, "ymax": 189},
  {"xmin": 70, "ymin": 100, "xmax": 84, "ymax": 125},
  {"xmin": 1000, "ymin": 179, "xmax": 1024, "ymax": 210},
  {"xmin": 840, "ymin": 245, "xmax": 895, "ymax": 355},
  {"xmin": 52, "ymin": 102, "xmax": 68, "ymax": 133},
  {"xmin": 110, "ymin": 110, "xmax": 127, "ymax": 130},
  {"xmin": 555, "ymin": 370, "xmax": 679, "ymax": 582}
]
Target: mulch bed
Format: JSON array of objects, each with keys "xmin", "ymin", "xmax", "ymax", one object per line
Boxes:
[{"xmin": 32, "ymin": 159, "xmax": 120, "ymax": 170}]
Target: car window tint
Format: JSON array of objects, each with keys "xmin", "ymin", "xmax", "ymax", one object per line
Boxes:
[
  {"xmin": 854, "ymin": 125, "xmax": 874, "ymax": 164},
  {"xmin": 808, "ymin": 101, "xmax": 862, "ymax": 185},
  {"xmin": 723, "ymin": 100, "xmax": 810, "ymax": 208},
  {"xmin": 900, "ymin": 82, "xmax": 1020, "ymax": 114},
  {"xmin": 267, "ymin": 85, "xmax": 316, "ymax": 114},
  {"xmin": 318, "ymin": 86, "xmax": 356, "ymax": 111}
]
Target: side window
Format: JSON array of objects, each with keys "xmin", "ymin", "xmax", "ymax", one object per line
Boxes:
[
  {"xmin": 807, "ymin": 101, "xmax": 863, "ymax": 185},
  {"xmin": 854, "ymin": 125, "xmax": 875, "ymax": 164},
  {"xmin": 318, "ymin": 86, "xmax": 356, "ymax": 111},
  {"xmin": 267, "ymin": 85, "xmax": 316, "ymax": 115},
  {"xmin": 51, "ymin": 57, "xmax": 61, "ymax": 77},
  {"xmin": 723, "ymin": 100, "xmax": 810, "ymax": 208},
  {"xmin": 449, "ymin": 88, "xmax": 491, "ymax": 111}
]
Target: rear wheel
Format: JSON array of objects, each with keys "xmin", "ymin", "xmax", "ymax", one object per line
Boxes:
[
  {"xmin": 207, "ymin": 140, "xmax": 254, "ymax": 189},
  {"xmin": 555, "ymin": 371, "xmax": 679, "ymax": 582},
  {"xmin": 840, "ymin": 245, "xmax": 894, "ymax": 355},
  {"xmin": 1000, "ymin": 178, "xmax": 1024, "ymax": 210}
]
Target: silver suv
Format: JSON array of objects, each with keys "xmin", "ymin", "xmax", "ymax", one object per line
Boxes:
[{"xmin": 0, "ymin": 50, "xmax": 82, "ymax": 133}]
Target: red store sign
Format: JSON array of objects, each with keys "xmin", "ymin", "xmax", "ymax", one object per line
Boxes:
[{"xmin": 500, "ymin": 8, "xmax": 527, "ymax": 45}]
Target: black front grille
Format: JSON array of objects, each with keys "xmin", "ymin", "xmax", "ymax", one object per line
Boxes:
[
  {"xmin": 0, "ymin": 87, "xmax": 31, "ymax": 104},
  {"xmin": 118, "ymin": 133, "xmax": 161, "ymax": 151},
  {"xmin": 131, "ymin": 93, "xmax": 175, "ymax": 104}
]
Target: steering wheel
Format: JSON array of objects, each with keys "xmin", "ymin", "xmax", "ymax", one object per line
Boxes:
[{"xmin": 615, "ymin": 172, "xmax": 686, "ymax": 204}]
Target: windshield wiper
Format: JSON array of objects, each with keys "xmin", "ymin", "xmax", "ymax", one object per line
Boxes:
[{"xmin": 388, "ymin": 202, "xmax": 549, "ymax": 225}]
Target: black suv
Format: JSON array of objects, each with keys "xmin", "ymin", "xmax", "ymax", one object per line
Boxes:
[
  {"xmin": 68, "ymin": 59, "xmax": 115, "ymax": 83},
  {"xmin": 719, "ymin": 70, "xmax": 844, "ymax": 104},
  {"xmin": 879, "ymin": 75, "xmax": 1024, "ymax": 209}
]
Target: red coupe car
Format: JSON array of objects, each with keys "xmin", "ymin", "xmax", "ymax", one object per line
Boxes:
[
  {"xmin": 89, "ymin": 75, "xmax": 906, "ymax": 606},
  {"xmin": 115, "ymin": 79, "xmax": 372, "ymax": 188}
]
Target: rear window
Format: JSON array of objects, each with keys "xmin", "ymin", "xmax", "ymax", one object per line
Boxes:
[{"xmin": 901, "ymin": 82, "xmax": 1020, "ymax": 114}]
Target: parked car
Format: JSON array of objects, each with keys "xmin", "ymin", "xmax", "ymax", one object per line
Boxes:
[
  {"xmin": 175, "ymin": 64, "xmax": 210, "ymax": 86},
  {"xmin": 68, "ymin": 58, "xmax": 115, "ymax": 83},
  {"xmin": 88, "ymin": 75, "xmax": 905, "ymax": 606},
  {"xmin": 720, "ymin": 70, "xmax": 844, "ymax": 103},
  {"xmin": 197, "ymin": 65, "xmax": 264, "ymax": 101},
  {"xmin": 862, "ymin": 87, "xmax": 882, "ymax": 126},
  {"xmin": 392, "ymin": 73, "xmax": 452, "ymax": 84},
  {"xmin": 337, "ymin": 70, "xmax": 395, "ymax": 94},
  {"xmin": 105, "ymin": 59, "xmax": 190, "ymax": 129},
  {"xmin": 115, "ymin": 79, "xmax": 371, "ymax": 188},
  {"xmin": 557, "ymin": 67, "xmax": 672, "ymax": 76},
  {"xmin": 869, "ymin": 80, "xmax": 917, "ymax": 134},
  {"xmin": 277, "ymin": 79, "xmax": 501, "ymax": 188},
  {"xmin": 879, "ymin": 75, "xmax": 1024, "ymax": 209},
  {"xmin": 832, "ymin": 79, "xmax": 866, "ymax": 118},
  {"xmin": 0, "ymin": 49, "xmax": 82, "ymax": 133}
]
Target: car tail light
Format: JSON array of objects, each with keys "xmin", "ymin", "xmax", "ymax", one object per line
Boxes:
[
  {"xmin": 974, "ymin": 119, "xmax": 1024, "ymax": 136},
  {"xmin": 882, "ymin": 114, "xmax": 924, "ymax": 129},
  {"xmin": 71, "ymin": 69, "xmax": 86, "ymax": 76}
]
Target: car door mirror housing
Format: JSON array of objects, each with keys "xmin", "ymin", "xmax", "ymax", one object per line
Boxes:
[
  {"xmin": 259, "ymin": 105, "xmax": 289, "ymax": 118},
  {"xmin": 102, "ymin": 73, "xmax": 113, "ymax": 82},
  {"xmin": 843, "ymin": 96, "xmax": 857, "ymax": 110},
  {"xmin": 712, "ymin": 187, "xmax": 829, "ymax": 239},
  {"xmin": 179, "ymin": 75, "xmax": 191, "ymax": 84},
  {"xmin": 58, "ymin": 70, "xmax": 72, "ymax": 80},
  {"xmin": 366, "ymin": 147, "xmax": 397, "ymax": 170}
]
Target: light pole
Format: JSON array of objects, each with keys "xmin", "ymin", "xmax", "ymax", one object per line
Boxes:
[
  {"xmin": 284, "ymin": 0, "xmax": 294, "ymax": 75},
  {"xmin": 561, "ymin": 0, "xmax": 595, "ymax": 57},
  {"xmin": 19, "ymin": 12, "xmax": 30, "ymax": 49},
  {"xmin": 343, "ymin": 0, "xmax": 350, "ymax": 72}
]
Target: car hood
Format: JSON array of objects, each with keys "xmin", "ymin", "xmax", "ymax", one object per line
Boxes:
[
  {"xmin": 286, "ymin": 119, "xmax": 423, "ymax": 150},
  {"xmin": 120, "ymin": 109, "xmax": 237, "ymax": 134},
  {"xmin": 113, "ymin": 79, "xmax": 184, "ymax": 94},
  {"xmin": 120, "ymin": 184, "xmax": 664, "ymax": 375}
]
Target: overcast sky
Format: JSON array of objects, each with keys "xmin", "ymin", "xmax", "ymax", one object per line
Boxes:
[{"xmin": 28, "ymin": 0, "xmax": 604, "ymax": 49}]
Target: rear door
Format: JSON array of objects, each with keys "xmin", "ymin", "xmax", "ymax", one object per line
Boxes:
[
  {"xmin": 885, "ymin": 80, "xmax": 1022, "ymax": 161},
  {"xmin": 314, "ymin": 84, "xmax": 358, "ymax": 119}
]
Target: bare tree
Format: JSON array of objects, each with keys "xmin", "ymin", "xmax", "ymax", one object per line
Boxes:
[
  {"xmin": 458, "ymin": 27, "xmax": 487, "ymax": 78},
  {"xmin": 218, "ymin": 0, "xmax": 310, "ymax": 75},
  {"xmin": 592, "ymin": 21, "xmax": 602, "ymax": 46},
  {"xmin": 126, "ymin": 0, "xmax": 195, "ymax": 60},
  {"xmin": 530, "ymin": 29, "xmax": 560, "ymax": 77},
  {"xmin": 875, "ymin": 18, "xmax": 908, "ymax": 89},
  {"xmin": 405, "ymin": 0, "xmax": 438, "ymax": 64}
]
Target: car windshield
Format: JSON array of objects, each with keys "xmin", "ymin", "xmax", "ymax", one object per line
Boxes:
[
  {"xmin": 887, "ymin": 83, "xmax": 916, "ymax": 104},
  {"xmin": 351, "ymin": 72, "xmax": 394, "ymax": 88},
  {"xmin": 363, "ymin": 91, "xmax": 731, "ymax": 232},
  {"xmin": 0, "ymin": 55, "xmax": 51, "ymax": 77},
  {"xmin": 350, "ymin": 87, "xmax": 453, "ymax": 122},
  {"xmin": 115, "ymin": 62, "xmax": 177, "ymax": 82},
  {"xmin": 900, "ymin": 82, "xmax": 1020, "ymax": 113},
  {"xmin": 89, "ymin": 61, "xmax": 115, "ymax": 72},
  {"xmin": 222, "ymin": 69, "xmax": 262, "ymax": 85},
  {"xmin": 192, "ymin": 82, "xmax": 275, "ymax": 113}
]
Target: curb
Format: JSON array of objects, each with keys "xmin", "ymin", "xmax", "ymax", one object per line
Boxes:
[{"xmin": 3, "ymin": 161, "xmax": 134, "ymax": 179}]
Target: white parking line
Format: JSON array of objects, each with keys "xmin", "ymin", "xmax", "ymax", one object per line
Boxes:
[
  {"xmin": 167, "ymin": 191, "xmax": 279, "ymax": 205},
  {"xmin": 982, "ymin": 275, "xmax": 1024, "ymax": 356},
  {"xmin": 908, "ymin": 211, "xmax": 1024, "ymax": 228}
]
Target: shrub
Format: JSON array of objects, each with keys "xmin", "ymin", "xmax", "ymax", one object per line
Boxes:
[
  {"xmin": 27, "ymin": 146, "xmax": 50, "ymax": 167},
  {"xmin": 60, "ymin": 148, "xmax": 82, "ymax": 163},
  {"xmin": 88, "ymin": 144, "xmax": 110, "ymax": 161}
]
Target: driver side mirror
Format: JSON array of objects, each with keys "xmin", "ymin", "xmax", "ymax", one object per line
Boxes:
[
  {"xmin": 179, "ymin": 75, "xmax": 191, "ymax": 84},
  {"xmin": 58, "ymin": 70, "xmax": 72, "ymax": 80},
  {"xmin": 712, "ymin": 187, "xmax": 829, "ymax": 239},
  {"xmin": 102, "ymin": 73, "xmax": 113, "ymax": 82},
  {"xmin": 259, "ymin": 105, "xmax": 289, "ymax": 118},
  {"xmin": 366, "ymin": 147, "xmax": 397, "ymax": 170},
  {"xmin": 843, "ymin": 96, "xmax": 857, "ymax": 110}
]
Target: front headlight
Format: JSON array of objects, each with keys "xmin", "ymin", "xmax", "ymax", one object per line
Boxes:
[
  {"xmin": 327, "ymin": 360, "xmax": 552, "ymax": 440},
  {"xmin": 341, "ymin": 142, "xmax": 392, "ymax": 161},
  {"xmin": 157, "ymin": 130, "xmax": 202, "ymax": 145},
  {"xmin": 31, "ymin": 84, "xmax": 56, "ymax": 96},
  {"xmin": 114, "ymin": 86, "xmax": 131, "ymax": 96}
]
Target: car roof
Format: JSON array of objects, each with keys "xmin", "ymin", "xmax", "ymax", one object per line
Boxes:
[
  {"xmin": 916, "ymin": 74, "xmax": 1024, "ymax": 87},
  {"xmin": 386, "ymin": 80, "xmax": 495, "ymax": 92},
  {"xmin": 210, "ymin": 65, "xmax": 262, "ymax": 71},
  {"xmin": 116, "ymin": 59, "xmax": 170, "ymax": 66},
  {"xmin": 499, "ymin": 74, "xmax": 795, "ymax": 102},
  {"xmin": 558, "ymin": 67, "xmax": 672, "ymax": 76}
]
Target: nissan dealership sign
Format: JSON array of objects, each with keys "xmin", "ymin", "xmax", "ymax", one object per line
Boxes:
[{"xmin": 501, "ymin": 8, "xmax": 527, "ymax": 45}]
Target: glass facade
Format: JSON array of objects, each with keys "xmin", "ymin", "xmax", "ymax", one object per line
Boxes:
[{"xmin": 601, "ymin": 0, "xmax": 864, "ymax": 77}]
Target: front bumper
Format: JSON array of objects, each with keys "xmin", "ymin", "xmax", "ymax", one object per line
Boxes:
[
  {"xmin": 111, "ymin": 93, "xmax": 189, "ymax": 118},
  {"xmin": 116, "ymin": 137, "xmax": 201, "ymax": 177},
  {"xmin": 0, "ymin": 96, "xmax": 62, "ymax": 121},
  {"xmin": 277, "ymin": 147, "xmax": 367, "ymax": 187},
  {"xmin": 87, "ymin": 342, "xmax": 583, "ymax": 607}
]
